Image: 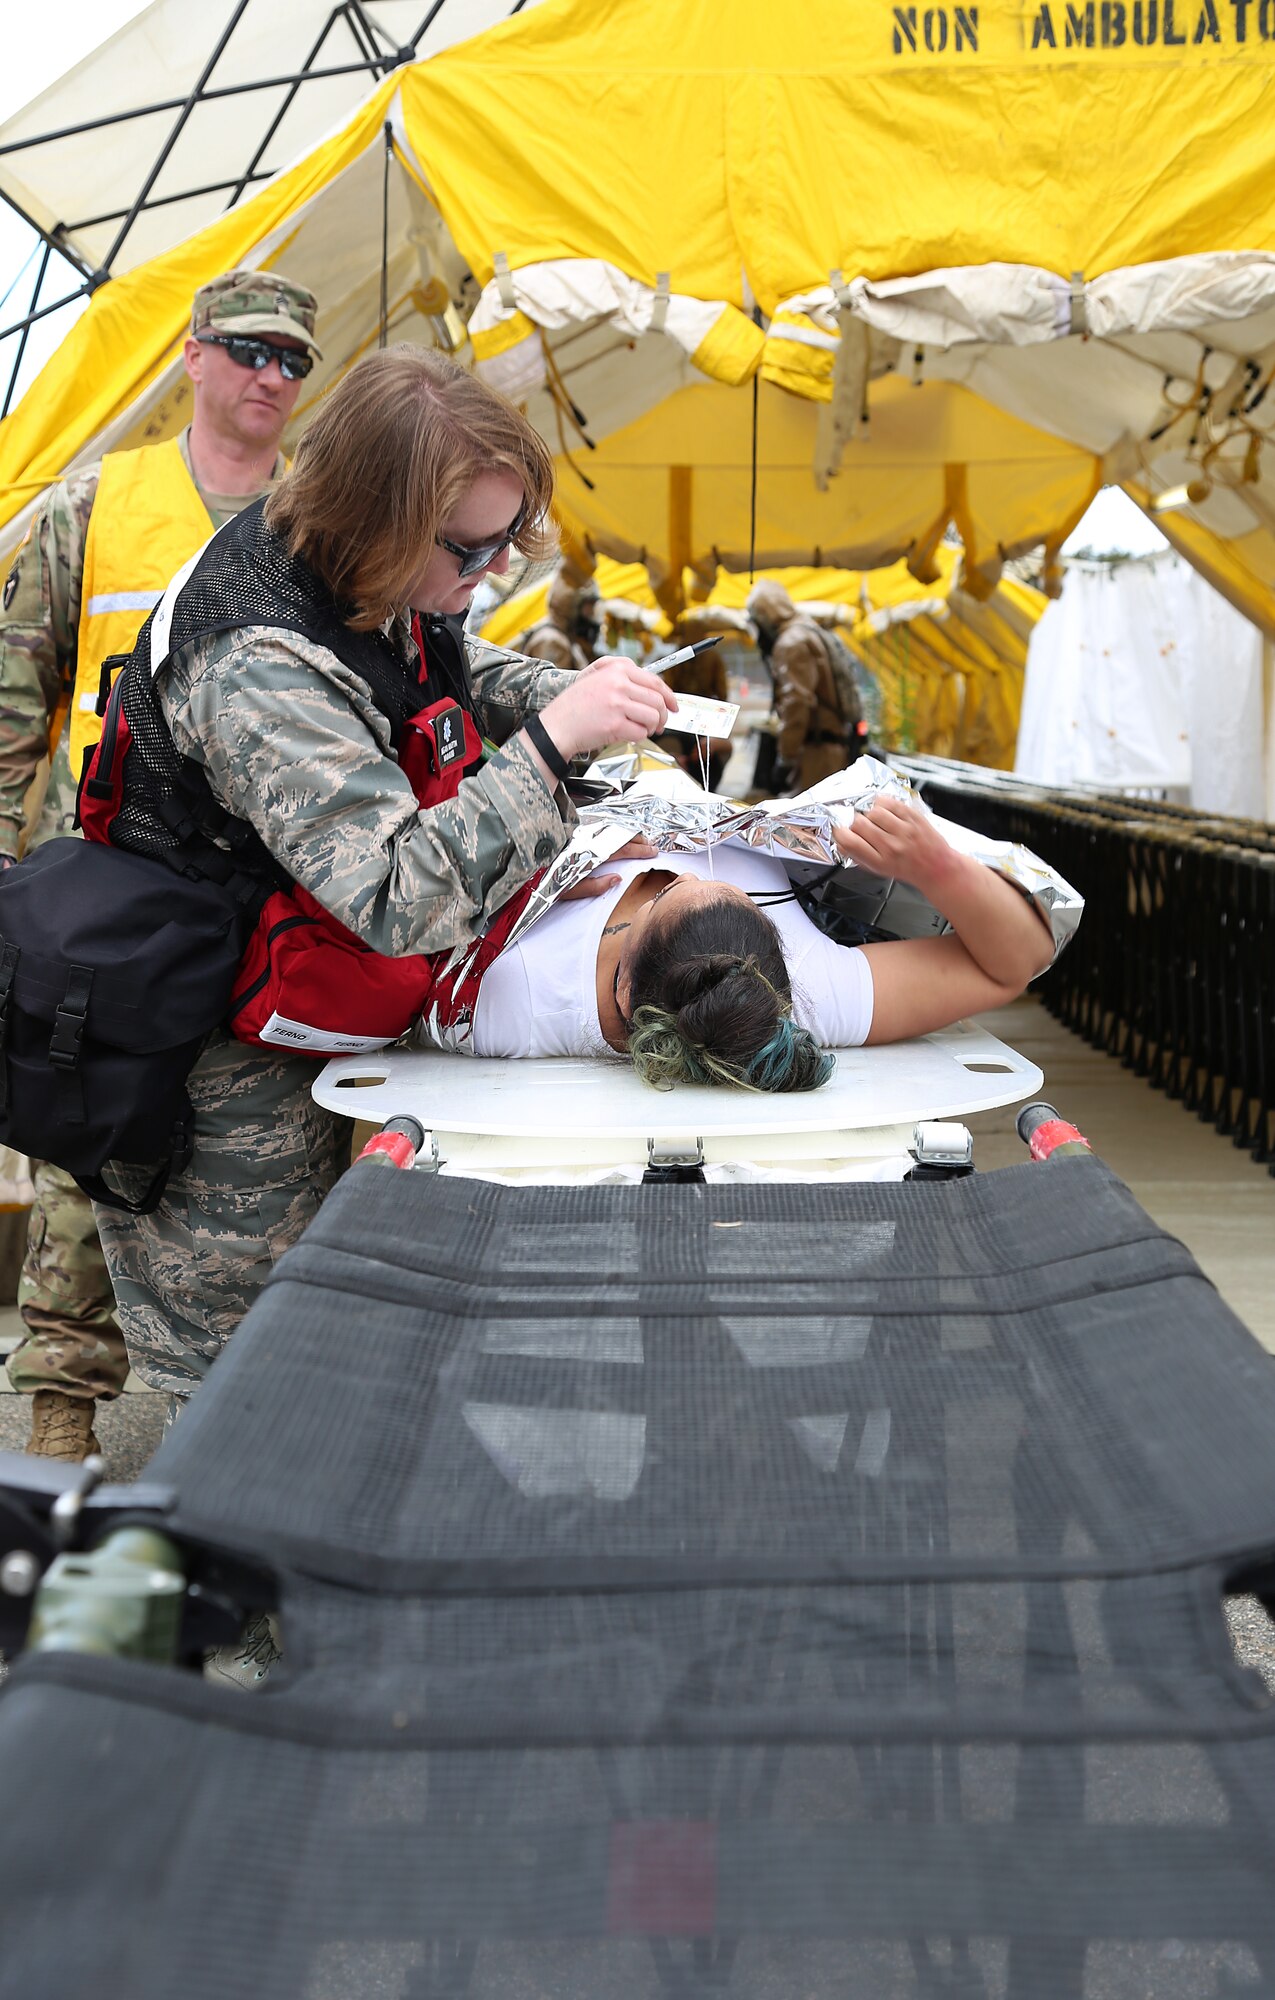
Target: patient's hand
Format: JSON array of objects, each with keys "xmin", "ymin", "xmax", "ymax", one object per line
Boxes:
[
  {"xmin": 558, "ymin": 837, "xmax": 659, "ymax": 899},
  {"xmin": 833, "ymin": 797, "xmax": 958, "ymax": 895}
]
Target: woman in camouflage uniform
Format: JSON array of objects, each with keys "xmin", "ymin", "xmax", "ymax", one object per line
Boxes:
[{"xmin": 93, "ymin": 347, "xmax": 672, "ymax": 1413}]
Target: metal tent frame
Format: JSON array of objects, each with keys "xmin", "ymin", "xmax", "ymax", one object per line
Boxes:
[{"xmin": 0, "ymin": 0, "xmax": 529, "ymax": 417}]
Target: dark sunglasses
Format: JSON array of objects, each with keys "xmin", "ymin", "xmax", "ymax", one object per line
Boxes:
[
  {"xmin": 436, "ymin": 501, "xmax": 528, "ymax": 579},
  {"xmin": 196, "ymin": 332, "xmax": 314, "ymax": 381}
]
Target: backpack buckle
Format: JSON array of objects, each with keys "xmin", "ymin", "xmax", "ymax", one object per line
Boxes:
[{"xmin": 49, "ymin": 967, "xmax": 93, "ymax": 1071}]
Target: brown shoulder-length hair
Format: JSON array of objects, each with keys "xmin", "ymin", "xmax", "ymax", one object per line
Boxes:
[{"xmin": 265, "ymin": 344, "xmax": 556, "ymax": 630}]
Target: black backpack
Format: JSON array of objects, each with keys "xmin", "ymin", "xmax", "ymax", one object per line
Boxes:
[{"xmin": 0, "ymin": 838, "xmax": 258, "ymax": 1213}]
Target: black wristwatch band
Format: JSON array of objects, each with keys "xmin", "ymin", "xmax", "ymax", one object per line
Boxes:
[{"xmin": 523, "ymin": 711, "xmax": 570, "ymax": 784}]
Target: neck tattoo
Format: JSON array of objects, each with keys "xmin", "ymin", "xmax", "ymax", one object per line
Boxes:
[{"xmin": 602, "ymin": 921, "xmax": 631, "ymax": 938}]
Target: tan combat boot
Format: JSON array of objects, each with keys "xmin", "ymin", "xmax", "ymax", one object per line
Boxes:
[{"xmin": 27, "ymin": 1389, "xmax": 101, "ymax": 1463}]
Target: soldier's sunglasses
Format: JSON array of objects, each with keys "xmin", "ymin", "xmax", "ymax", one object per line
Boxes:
[
  {"xmin": 196, "ymin": 333, "xmax": 314, "ymax": 381},
  {"xmin": 436, "ymin": 501, "xmax": 529, "ymax": 579}
]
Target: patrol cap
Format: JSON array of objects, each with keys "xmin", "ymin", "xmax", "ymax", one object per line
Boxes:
[{"xmin": 191, "ymin": 269, "xmax": 322, "ymax": 361}]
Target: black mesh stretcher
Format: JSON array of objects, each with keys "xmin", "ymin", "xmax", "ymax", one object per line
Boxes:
[{"xmin": 3, "ymin": 1154, "xmax": 1275, "ymax": 1999}]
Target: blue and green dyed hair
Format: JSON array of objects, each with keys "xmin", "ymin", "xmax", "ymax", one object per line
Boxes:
[{"xmin": 624, "ymin": 894, "xmax": 834, "ymax": 1094}]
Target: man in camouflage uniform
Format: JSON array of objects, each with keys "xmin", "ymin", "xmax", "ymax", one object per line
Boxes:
[
  {"xmin": 746, "ymin": 578, "xmax": 865, "ymax": 794},
  {"xmin": 516, "ymin": 570, "xmax": 601, "ymax": 672},
  {"xmin": 0, "ymin": 268, "xmax": 321, "ymax": 1461}
]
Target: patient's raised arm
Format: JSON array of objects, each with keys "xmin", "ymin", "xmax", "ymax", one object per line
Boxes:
[{"xmin": 834, "ymin": 798, "xmax": 1055, "ymax": 1046}]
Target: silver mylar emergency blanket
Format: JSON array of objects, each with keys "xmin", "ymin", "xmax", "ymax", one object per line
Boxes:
[{"xmin": 418, "ymin": 757, "xmax": 1083, "ymax": 1050}]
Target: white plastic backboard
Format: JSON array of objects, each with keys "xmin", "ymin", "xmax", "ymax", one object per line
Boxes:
[{"xmin": 314, "ymin": 1021, "xmax": 1042, "ymax": 1163}]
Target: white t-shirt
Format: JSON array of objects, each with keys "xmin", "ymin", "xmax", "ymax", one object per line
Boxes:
[{"xmin": 470, "ymin": 847, "xmax": 874, "ymax": 1059}]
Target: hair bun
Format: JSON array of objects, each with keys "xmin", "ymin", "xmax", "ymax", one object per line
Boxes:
[
  {"xmin": 625, "ymin": 891, "xmax": 833, "ymax": 1094},
  {"xmin": 664, "ymin": 952, "xmax": 753, "ymax": 1011}
]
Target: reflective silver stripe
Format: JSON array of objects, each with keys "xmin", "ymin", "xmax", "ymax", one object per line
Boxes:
[{"xmin": 84, "ymin": 590, "xmax": 163, "ymax": 616}]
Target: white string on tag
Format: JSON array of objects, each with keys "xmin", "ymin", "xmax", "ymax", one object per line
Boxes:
[{"xmin": 697, "ymin": 730, "xmax": 714, "ymax": 878}]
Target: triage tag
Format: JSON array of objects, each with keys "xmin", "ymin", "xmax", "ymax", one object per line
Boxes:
[
  {"xmin": 662, "ymin": 694, "xmax": 739, "ymax": 739},
  {"xmin": 429, "ymin": 702, "xmax": 467, "ymax": 769}
]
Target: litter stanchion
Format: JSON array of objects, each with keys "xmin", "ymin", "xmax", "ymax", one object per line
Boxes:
[
  {"xmin": 356, "ymin": 1116, "xmax": 428, "ymax": 1172},
  {"xmin": 1016, "ymin": 1100, "xmax": 1093, "ymax": 1162}
]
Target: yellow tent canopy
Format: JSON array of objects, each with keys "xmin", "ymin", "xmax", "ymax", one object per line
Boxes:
[
  {"xmin": 485, "ymin": 548, "xmax": 1045, "ymax": 768},
  {"xmin": 2, "ymin": 0, "xmax": 1273, "ymax": 755}
]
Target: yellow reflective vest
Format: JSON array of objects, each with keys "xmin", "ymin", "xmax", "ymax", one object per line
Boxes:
[{"xmin": 70, "ymin": 437, "xmax": 214, "ymax": 780}]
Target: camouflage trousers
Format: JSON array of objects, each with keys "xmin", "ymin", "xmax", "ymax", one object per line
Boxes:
[
  {"xmin": 93, "ymin": 1029, "xmax": 352, "ymax": 1398},
  {"xmin": 5, "ymin": 1160, "xmax": 128, "ymax": 1400}
]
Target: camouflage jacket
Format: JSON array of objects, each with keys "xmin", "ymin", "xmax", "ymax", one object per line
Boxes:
[
  {"xmin": 0, "ymin": 433, "xmax": 279, "ymax": 859},
  {"xmin": 160, "ymin": 618, "xmax": 577, "ymax": 958}
]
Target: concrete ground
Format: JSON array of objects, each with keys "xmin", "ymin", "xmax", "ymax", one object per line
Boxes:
[
  {"xmin": 964, "ymin": 995, "xmax": 1275, "ymax": 1353},
  {"xmin": 0, "ymin": 1351, "xmax": 164, "ymax": 1478}
]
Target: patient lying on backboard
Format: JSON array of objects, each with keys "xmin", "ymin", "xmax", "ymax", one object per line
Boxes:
[{"xmin": 421, "ymin": 796, "xmax": 1054, "ymax": 1093}]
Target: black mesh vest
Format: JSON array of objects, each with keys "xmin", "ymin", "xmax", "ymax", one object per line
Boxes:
[{"xmin": 87, "ymin": 500, "xmax": 474, "ymax": 899}]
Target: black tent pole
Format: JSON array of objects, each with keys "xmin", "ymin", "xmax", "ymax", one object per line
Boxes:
[
  {"xmin": 379, "ymin": 123, "xmax": 392, "ymax": 348},
  {"xmin": 225, "ymin": 7, "xmax": 348, "ymax": 210},
  {"xmin": 1, "ymin": 241, "xmax": 51, "ymax": 420},
  {"xmin": 0, "ymin": 281, "xmax": 90, "ymax": 348},
  {"xmin": 344, "ymin": 2, "xmax": 400, "ymax": 67},
  {"xmin": 72, "ymin": 172, "xmax": 275, "ymax": 235},
  {"xmin": 409, "ymin": 2, "xmax": 453, "ymax": 40},
  {"xmin": 0, "ymin": 189, "xmax": 91, "ymax": 279},
  {"xmin": 749, "ymin": 311, "xmax": 761, "ymax": 578},
  {"xmin": 0, "ymin": 61, "xmax": 388, "ymax": 160},
  {"xmin": 96, "ymin": 0, "xmax": 255, "ymax": 278}
]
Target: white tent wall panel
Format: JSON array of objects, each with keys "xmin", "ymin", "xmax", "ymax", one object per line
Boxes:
[
  {"xmin": 1181, "ymin": 570, "xmax": 1268, "ymax": 820},
  {"xmin": 526, "ymin": 328, "xmax": 704, "ymax": 465},
  {"xmin": 1016, "ymin": 553, "xmax": 1267, "ymax": 819},
  {"xmin": 933, "ymin": 338, "xmax": 1172, "ymax": 462},
  {"xmin": 0, "ymin": 1, "xmax": 394, "ymax": 269},
  {"xmin": 0, "ymin": 0, "xmax": 546, "ymax": 276}
]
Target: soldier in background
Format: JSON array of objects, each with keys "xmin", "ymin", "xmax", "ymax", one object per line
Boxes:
[
  {"xmin": 516, "ymin": 571, "xmax": 602, "ymax": 672},
  {"xmin": 0, "ymin": 268, "xmax": 320, "ymax": 1461},
  {"xmin": 746, "ymin": 578, "xmax": 866, "ymax": 794}
]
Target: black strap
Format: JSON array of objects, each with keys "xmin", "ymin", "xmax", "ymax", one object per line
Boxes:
[
  {"xmin": 96, "ymin": 652, "xmax": 130, "ymax": 718},
  {"xmin": 523, "ymin": 711, "xmax": 570, "ymax": 784},
  {"xmin": 75, "ymin": 1108, "xmax": 194, "ymax": 1216},
  {"xmin": 0, "ymin": 940, "xmax": 19, "ymax": 1116},
  {"xmin": 48, "ymin": 964, "xmax": 92, "ymax": 1128},
  {"xmin": 75, "ymin": 1160, "xmax": 172, "ymax": 1215},
  {"xmin": 417, "ymin": 613, "xmax": 476, "ymax": 716},
  {"xmin": 149, "ymin": 765, "xmax": 285, "ymax": 911}
]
